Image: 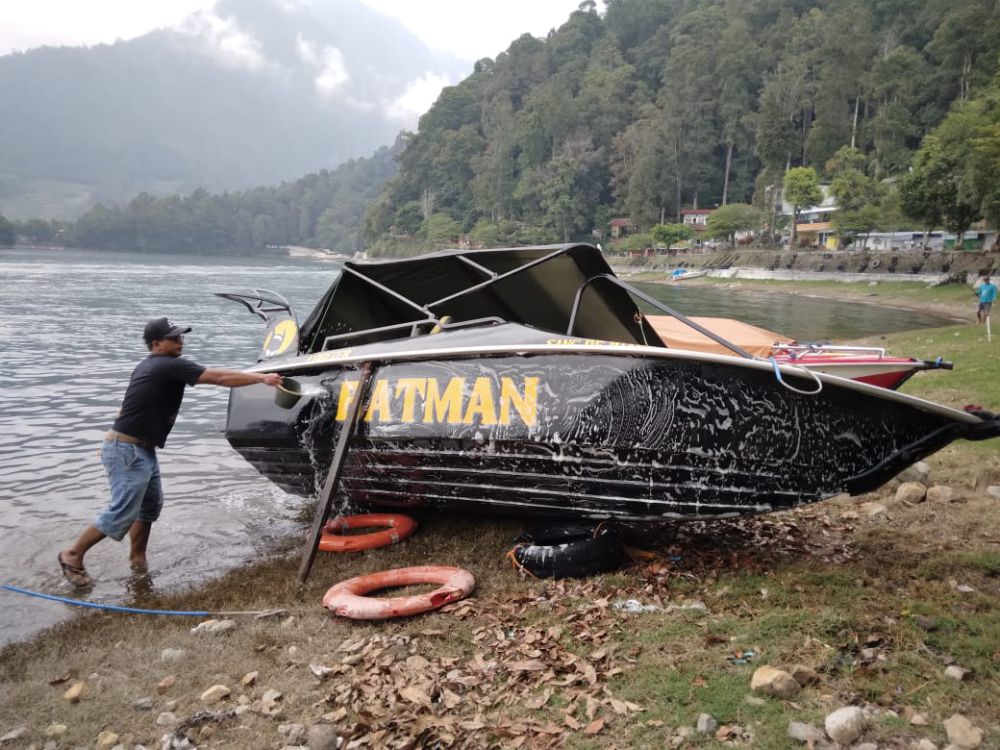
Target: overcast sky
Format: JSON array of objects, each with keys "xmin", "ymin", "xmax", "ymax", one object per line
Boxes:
[{"xmin": 0, "ymin": 0, "xmax": 596, "ymax": 60}]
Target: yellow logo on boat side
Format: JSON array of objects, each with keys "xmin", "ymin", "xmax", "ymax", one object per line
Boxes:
[
  {"xmin": 334, "ymin": 376, "xmax": 539, "ymax": 426},
  {"xmin": 262, "ymin": 319, "xmax": 298, "ymax": 357}
]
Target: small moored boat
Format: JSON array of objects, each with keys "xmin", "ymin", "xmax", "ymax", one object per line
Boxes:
[{"xmin": 645, "ymin": 316, "xmax": 951, "ymax": 390}]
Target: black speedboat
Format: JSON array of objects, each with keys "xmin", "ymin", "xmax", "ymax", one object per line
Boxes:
[{"xmin": 219, "ymin": 244, "xmax": 999, "ymax": 521}]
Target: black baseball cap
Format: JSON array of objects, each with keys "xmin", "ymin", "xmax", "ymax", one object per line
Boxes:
[{"xmin": 143, "ymin": 317, "xmax": 192, "ymax": 344}]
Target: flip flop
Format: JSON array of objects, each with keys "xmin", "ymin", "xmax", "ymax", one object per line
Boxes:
[{"xmin": 58, "ymin": 552, "xmax": 92, "ymax": 588}]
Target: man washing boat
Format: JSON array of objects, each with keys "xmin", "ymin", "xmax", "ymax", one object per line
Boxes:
[{"xmin": 57, "ymin": 317, "xmax": 282, "ymax": 587}]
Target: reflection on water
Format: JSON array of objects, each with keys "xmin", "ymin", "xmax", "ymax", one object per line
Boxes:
[{"xmin": 0, "ymin": 248, "xmax": 954, "ymax": 645}]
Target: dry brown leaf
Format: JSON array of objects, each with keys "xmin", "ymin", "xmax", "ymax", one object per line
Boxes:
[
  {"xmin": 534, "ymin": 723, "xmax": 564, "ymax": 735},
  {"xmin": 585, "ymin": 696, "xmax": 600, "ymax": 720},
  {"xmin": 508, "ymin": 659, "xmax": 547, "ymax": 672},
  {"xmin": 608, "ymin": 698, "xmax": 628, "ymax": 715},
  {"xmin": 441, "ymin": 688, "xmax": 462, "ymax": 709},
  {"xmin": 564, "ymin": 715, "xmax": 582, "ymax": 730},
  {"xmin": 583, "ymin": 717, "xmax": 605, "ymax": 735},
  {"xmin": 523, "ymin": 689, "xmax": 552, "ymax": 710},
  {"xmin": 458, "ymin": 720, "xmax": 486, "ymax": 731},
  {"xmin": 399, "ymin": 686, "xmax": 432, "ymax": 706}
]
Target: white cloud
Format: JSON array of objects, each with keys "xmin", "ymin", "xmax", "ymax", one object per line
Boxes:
[
  {"xmin": 382, "ymin": 72, "xmax": 452, "ymax": 124},
  {"xmin": 296, "ymin": 35, "xmax": 350, "ymax": 96},
  {"xmin": 179, "ymin": 10, "xmax": 267, "ymax": 71}
]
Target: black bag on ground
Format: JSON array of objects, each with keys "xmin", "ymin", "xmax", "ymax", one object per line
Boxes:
[{"xmin": 507, "ymin": 524, "xmax": 623, "ymax": 579}]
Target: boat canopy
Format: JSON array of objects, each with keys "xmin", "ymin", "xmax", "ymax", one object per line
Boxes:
[{"xmin": 298, "ymin": 244, "xmax": 662, "ymax": 353}]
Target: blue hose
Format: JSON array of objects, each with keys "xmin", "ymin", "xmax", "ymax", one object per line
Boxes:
[{"xmin": 1, "ymin": 584, "xmax": 210, "ymax": 616}]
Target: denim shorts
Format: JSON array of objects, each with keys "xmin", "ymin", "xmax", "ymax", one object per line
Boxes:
[{"xmin": 94, "ymin": 440, "xmax": 163, "ymax": 541}]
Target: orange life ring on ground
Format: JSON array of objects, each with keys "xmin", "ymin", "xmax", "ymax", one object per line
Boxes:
[
  {"xmin": 323, "ymin": 565, "xmax": 475, "ymax": 620},
  {"xmin": 317, "ymin": 513, "xmax": 417, "ymax": 552}
]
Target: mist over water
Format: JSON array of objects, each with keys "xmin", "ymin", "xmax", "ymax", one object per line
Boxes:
[{"xmin": 0, "ymin": 248, "xmax": 954, "ymax": 645}]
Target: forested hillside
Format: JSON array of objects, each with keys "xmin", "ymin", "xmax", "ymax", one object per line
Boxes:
[
  {"xmin": 364, "ymin": 0, "xmax": 1000, "ymax": 253},
  {"xmin": 59, "ymin": 140, "xmax": 400, "ymax": 254},
  {"xmin": 0, "ymin": 0, "xmax": 464, "ymax": 220}
]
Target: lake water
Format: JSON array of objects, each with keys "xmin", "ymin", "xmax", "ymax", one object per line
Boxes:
[{"xmin": 0, "ymin": 248, "xmax": 955, "ymax": 645}]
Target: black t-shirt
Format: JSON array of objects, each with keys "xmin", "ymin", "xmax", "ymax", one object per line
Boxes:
[{"xmin": 112, "ymin": 355, "xmax": 207, "ymax": 448}]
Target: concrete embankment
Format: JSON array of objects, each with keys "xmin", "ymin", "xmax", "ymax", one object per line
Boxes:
[{"xmin": 614, "ymin": 247, "xmax": 999, "ymax": 284}]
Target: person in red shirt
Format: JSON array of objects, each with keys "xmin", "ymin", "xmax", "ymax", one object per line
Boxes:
[{"xmin": 58, "ymin": 317, "xmax": 282, "ymax": 587}]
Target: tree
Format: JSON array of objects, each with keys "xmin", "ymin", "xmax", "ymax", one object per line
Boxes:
[
  {"xmin": 826, "ymin": 146, "xmax": 880, "ymax": 247},
  {"xmin": 782, "ymin": 167, "xmax": 822, "ymax": 247},
  {"xmin": 0, "ymin": 214, "xmax": 15, "ymax": 247},
  {"xmin": 705, "ymin": 204, "xmax": 764, "ymax": 247},
  {"xmin": 421, "ymin": 213, "xmax": 462, "ymax": 247},
  {"xmin": 650, "ymin": 223, "xmax": 693, "ymax": 248}
]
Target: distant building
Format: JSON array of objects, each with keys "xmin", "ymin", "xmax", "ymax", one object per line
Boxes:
[
  {"xmin": 609, "ymin": 218, "xmax": 638, "ymax": 239},
  {"xmin": 681, "ymin": 209, "xmax": 713, "ymax": 233},
  {"xmin": 781, "ymin": 184, "xmax": 838, "ymax": 248}
]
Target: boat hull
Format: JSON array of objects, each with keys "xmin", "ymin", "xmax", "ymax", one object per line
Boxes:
[{"xmin": 225, "ymin": 349, "xmax": 975, "ymax": 521}]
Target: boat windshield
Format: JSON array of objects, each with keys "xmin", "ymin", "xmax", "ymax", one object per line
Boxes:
[{"xmin": 297, "ymin": 244, "xmax": 660, "ymax": 353}]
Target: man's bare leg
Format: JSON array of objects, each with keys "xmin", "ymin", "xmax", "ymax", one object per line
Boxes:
[
  {"xmin": 62, "ymin": 525, "xmax": 106, "ymax": 570},
  {"xmin": 129, "ymin": 520, "xmax": 152, "ymax": 568}
]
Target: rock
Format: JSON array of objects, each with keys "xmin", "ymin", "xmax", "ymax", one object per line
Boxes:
[
  {"xmin": 789, "ymin": 664, "xmax": 820, "ymax": 687},
  {"xmin": 278, "ymin": 724, "xmax": 306, "ymax": 743},
  {"xmin": 96, "ymin": 731, "xmax": 120, "ymax": 750},
  {"xmin": 190, "ymin": 619, "xmax": 235, "ymax": 635},
  {"xmin": 261, "ymin": 688, "xmax": 283, "ymax": 703},
  {"xmin": 200, "ymin": 684, "xmax": 231, "ymax": 704},
  {"xmin": 944, "ymin": 665, "xmax": 972, "ymax": 681},
  {"xmin": 896, "ymin": 482, "xmax": 927, "ymax": 504},
  {"xmin": 943, "ymin": 714, "xmax": 983, "ymax": 748},
  {"xmin": 912, "ymin": 740, "xmax": 938, "ymax": 750},
  {"xmin": 914, "ymin": 615, "xmax": 938, "ymax": 631},
  {"xmin": 280, "ymin": 616, "xmax": 297, "ymax": 629},
  {"xmin": 985, "ymin": 485, "xmax": 1000, "ymax": 499},
  {"xmin": 234, "ymin": 705, "xmax": 250, "ymax": 717},
  {"xmin": 787, "ymin": 721, "xmax": 825, "ymax": 743},
  {"xmin": 156, "ymin": 712, "xmax": 177, "ymax": 727},
  {"xmin": 44, "ymin": 725, "xmax": 67, "ymax": 738},
  {"xmin": 0, "ymin": 727, "xmax": 28, "ymax": 743},
  {"xmin": 927, "ymin": 485, "xmax": 955, "ymax": 503},
  {"xmin": 697, "ymin": 714, "xmax": 717, "ymax": 734},
  {"xmin": 856, "ymin": 744, "xmax": 878, "ymax": 750},
  {"xmin": 133, "ymin": 697, "xmax": 154, "ymax": 711},
  {"xmin": 241, "ymin": 671, "xmax": 258, "ymax": 686},
  {"xmin": 160, "ymin": 648, "xmax": 185, "ymax": 662},
  {"xmin": 164, "ymin": 700, "xmax": 178, "ymax": 711},
  {"xmin": 63, "ymin": 681, "xmax": 90, "ymax": 702},
  {"xmin": 307, "ymin": 724, "xmax": 340, "ymax": 750},
  {"xmin": 750, "ymin": 666, "xmax": 800, "ymax": 698},
  {"xmin": 860, "ymin": 501, "xmax": 889, "ymax": 518},
  {"xmin": 745, "ymin": 696, "xmax": 767, "ymax": 706},
  {"xmin": 904, "ymin": 707, "xmax": 929, "ymax": 725},
  {"xmin": 309, "ymin": 664, "xmax": 334, "ymax": 680},
  {"xmin": 156, "ymin": 675, "xmax": 175, "ymax": 693},
  {"xmin": 898, "ymin": 461, "xmax": 930, "ymax": 484},
  {"xmin": 825, "ymin": 706, "xmax": 865, "ymax": 746},
  {"xmin": 287, "ymin": 645, "xmax": 302, "ymax": 662}
]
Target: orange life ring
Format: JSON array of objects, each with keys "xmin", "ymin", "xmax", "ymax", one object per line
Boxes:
[
  {"xmin": 323, "ymin": 565, "xmax": 475, "ymax": 620},
  {"xmin": 317, "ymin": 513, "xmax": 417, "ymax": 552}
]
